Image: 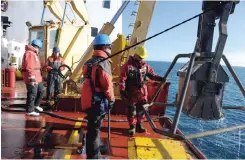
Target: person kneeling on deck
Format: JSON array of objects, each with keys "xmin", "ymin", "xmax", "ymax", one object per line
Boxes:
[
  {"xmin": 81, "ymin": 34, "xmax": 115, "ymax": 159},
  {"xmin": 21, "ymin": 39, "xmax": 44, "ymax": 116},
  {"xmin": 119, "ymin": 46, "xmax": 166, "ymax": 135},
  {"xmin": 45, "ymin": 47, "xmax": 65, "ymax": 107}
]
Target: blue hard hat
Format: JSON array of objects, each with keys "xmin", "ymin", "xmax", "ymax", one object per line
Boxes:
[
  {"xmin": 53, "ymin": 47, "xmax": 60, "ymax": 53},
  {"xmin": 93, "ymin": 34, "xmax": 111, "ymax": 46},
  {"xmin": 31, "ymin": 39, "xmax": 43, "ymax": 48}
]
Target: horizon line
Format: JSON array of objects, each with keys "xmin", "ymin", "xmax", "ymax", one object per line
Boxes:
[{"xmin": 145, "ymin": 60, "xmax": 245, "ymax": 68}]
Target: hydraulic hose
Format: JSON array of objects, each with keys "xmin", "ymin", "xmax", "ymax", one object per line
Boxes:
[
  {"xmin": 1, "ymin": 104, "xmax": 86, "ymax": 122},
  {"xmin": 58, "ymin": 64, "xmax": 72, "ymax": 79},
  {"xmin": 1, "ymin": 104, "xmax": 165, "ymax": 123}
]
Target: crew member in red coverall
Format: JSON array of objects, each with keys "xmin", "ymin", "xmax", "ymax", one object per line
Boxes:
[
  {"xmin": 21, "ymin": 39, "xmax": 44, "ymax": 116},
  {"xmin": 81, "ymin": 34, "xmax": 115, "ymax": 159},
  {"xmin": 45, "ymin": 47, "xmax": 65, "ymax": 106},
  {"xmin": 119, "ymin": 46, "xmax": 166, "ymax": 135}
]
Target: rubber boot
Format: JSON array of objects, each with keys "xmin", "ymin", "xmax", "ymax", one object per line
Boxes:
[
  {"xmin": 136, "ymin": 123, "xmax": 146, "ymax": 133},
  {"xmin": 100, "ymin": 144, "xmax": 108, "ymax": 155},
  {"xmin": 128, "ymin": 124, "xmax": 136, "ymax": 135}
]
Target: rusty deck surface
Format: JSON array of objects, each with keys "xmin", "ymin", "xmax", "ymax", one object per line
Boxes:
[
  {"xmin": 1, "ymin": 81, "xmax": 206, "ymax": 159},
  {"xmin": 1, "ymin": 110, "xmax": 167, "ymax": 159},
  {"xmin": 2, "ymin": 108, "xmax": 205, "ymax": 159}
]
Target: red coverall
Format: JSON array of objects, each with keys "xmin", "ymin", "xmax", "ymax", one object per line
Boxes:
[
  {"xmin": 45, "ymin": 55, "xmax": 65, "ymax": 103},
  {"xmin": 119, "ymin": 56, "xmax": 164, "ymax": 127}
]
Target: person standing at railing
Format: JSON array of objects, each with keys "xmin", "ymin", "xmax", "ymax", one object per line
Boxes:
[{"xmin": 119, "ymin": 46, "xmax": 166, "ymax": 135}]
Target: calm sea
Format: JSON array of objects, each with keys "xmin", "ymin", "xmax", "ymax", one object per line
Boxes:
[{"xmin": 147, "ymin": 61, "xmax": 245, "ymax": 159}]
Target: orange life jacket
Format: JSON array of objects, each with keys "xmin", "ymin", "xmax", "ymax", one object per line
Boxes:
[{"xmin": 81, "ymin": 50, "xmax": 114, "ymax": 111}]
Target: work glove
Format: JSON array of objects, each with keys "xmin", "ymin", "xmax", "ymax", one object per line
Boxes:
[
  {"xmin": 108, "ymin": 99, "xmax": 115, "ymax": 110},
  {"xmin": 120, "ymin": 90, "xmax": 127, "ymax": 100}
]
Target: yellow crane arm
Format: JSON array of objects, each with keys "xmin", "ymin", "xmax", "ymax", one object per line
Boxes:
[
  {"xmin": 128, "ymin": 0, "xmax": 156, "ymax": 56},
  {"xmin": 44, "ymin": 0, "xmax": 69, "ymax": 22},
  {"xmin": 70, "ymin": 22, "xmax": 114, "ymax": 81},
  {"xmin": 70, "ymin": 1, "xmax": 130, "ymax": 82},
  {"xmin": 70, "ymin": 0, "xmax": 89, "ymax": 23}
]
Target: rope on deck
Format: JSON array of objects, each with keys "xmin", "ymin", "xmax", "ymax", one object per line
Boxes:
[{"xmin": 186, "ymin": 124, "xmax": 245, "ymax": 139}]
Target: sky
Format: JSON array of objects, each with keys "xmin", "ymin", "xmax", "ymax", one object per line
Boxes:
[{"xmin": 122, "ymin": 1, "xmax": 245, "ymax": 67}]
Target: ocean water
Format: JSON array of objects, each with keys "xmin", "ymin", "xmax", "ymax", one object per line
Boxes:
[{"xmin": 147, "ymin": 61, "xmax": 245, "ymax": 159}]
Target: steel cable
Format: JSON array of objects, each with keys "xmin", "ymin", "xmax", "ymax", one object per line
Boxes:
[{"xmin": 96, "ymin": 1, "xmax": 228, "ymax": 64}]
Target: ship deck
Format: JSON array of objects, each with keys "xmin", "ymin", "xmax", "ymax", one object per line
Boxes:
[{"xmin": 1, "ymin": 81, "xmax": 206, "ymax": 159}]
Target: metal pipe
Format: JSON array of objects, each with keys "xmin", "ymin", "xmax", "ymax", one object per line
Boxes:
[
  {"xmin": 186, "ymin": 124, "xmax": 245, "ymax": 139},
  {"xmin": 222, "ymin": 55, "xmax": 245, "ymax": 98},
  {"xmin": 171, "ymin": 52, "xmax": 198, "ymax": 134},
  {"xmin": 108, "ymin": 110, "xmax": 111, "ymax": 140},
  {"xmin": 110, "ymin": 1, "xmax": 130, "ymax": 25},
  {"xmin": 28, "ymin": 143, "xmax": 83, "ymax": 149},
  {"xmin": 40, "ymin": 6, "xmax": 46, "ymax": 24},
  {"xmin": 149, "ymin": 54, "xmax": 191, "ymax": 104},
  {"xmin": 28, "ymin": 125, "xmax": 53, "ymax": 146},
  {"xmin": 61, "ymin": 1, "xmax": 68, "ymax": 28},
  {"xmin": 143, "ymin": 106, "xmax": 184, "ymax": 140},
  {"xmin": 223, "ymin": 106, "xmax": 245, "ymax": 111}
]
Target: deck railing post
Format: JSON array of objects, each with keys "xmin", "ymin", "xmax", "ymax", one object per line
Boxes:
[
  {"xmin": 222, "ymin": 55, "xmax": 245, "ymax": 98},
  {"xmin": 171, "ymin": 52, "xmax": 198, "ymax": 134}
]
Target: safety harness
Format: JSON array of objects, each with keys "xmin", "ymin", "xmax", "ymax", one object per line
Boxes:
[
  {"xmin": 84, "ymin": 57, "xmax": 104, "ymax": 104},
  {"xmin": 48, "ymin": 57, "xmax": 64, "ymax": 77},
  {"xmin": 127, "ymin": 64, "xmax": 148, "ymax": 88}
]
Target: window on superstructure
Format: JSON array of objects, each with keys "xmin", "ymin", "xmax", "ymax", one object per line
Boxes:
[
  {"xmin": 29, "ymin": 30, "xmax": 44, "ymax": 49},
  {"xmin": 91, "ymin": 27, "xmax": 98, "ymax": 37},
  {"xmin": 103, "ymin": 0, "xmax": 110, "ymax": 9},
  {"xmin": 29, "ymin": 29, "xmax": 45, "ymax": 58},
  {"xmin": 49, "ymin": 30, "xmax": 58, "ymax": 49}
]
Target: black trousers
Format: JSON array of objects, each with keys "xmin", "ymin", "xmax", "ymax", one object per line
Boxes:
[
  {"xmin": 86, "ymin": 114, "xmax": 103, "ymax": 159},
  {"xmin": 46, "ymin": 74, "xmax": 61, "ymax": 102},
  {"xmin": 26, "ymin": 82, "xmax": 44, "ymax": 113},
  {"xmin": 86, "ymin": 94, "xmax": 108, "ymax": 159}
]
